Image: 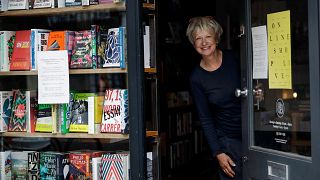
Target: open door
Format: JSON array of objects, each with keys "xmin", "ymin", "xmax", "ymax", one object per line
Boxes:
[{"xmin": 240, "ymin": 0, "xmax": 320, "ymax": 179}]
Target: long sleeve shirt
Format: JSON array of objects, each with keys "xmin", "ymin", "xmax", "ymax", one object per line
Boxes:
[{"xmin": 190, "ymin": 49, "xmax": 242, "ymax": 157}]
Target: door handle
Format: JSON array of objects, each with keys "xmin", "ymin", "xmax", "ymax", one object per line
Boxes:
[{"xmin": 235, "ymin": 88, "xmax": 248, "ymax": 97}]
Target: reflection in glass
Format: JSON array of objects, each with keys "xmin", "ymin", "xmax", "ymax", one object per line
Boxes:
[{"xmin": 251, "ymin": 0, "xmax": 310, "ymax": 156}]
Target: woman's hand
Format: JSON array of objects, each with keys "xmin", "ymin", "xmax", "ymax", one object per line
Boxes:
[{"xmin": 216, "ymin": 153, "xmax": 236, "ymax": 178}]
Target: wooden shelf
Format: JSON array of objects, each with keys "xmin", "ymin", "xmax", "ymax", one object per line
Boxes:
[
  {"xmin": 1, "ymin": 132, "xmax": 129, "ymax": 139},
  {"xmin": 0, "ymin": 68, "xmax": 127, "ymax": 76},
  {"xmin": 1, "ymin": 131, "xmax": 157, "ymax": 138},
  {"xmin": 146, "ymin": 130, "xmax": 158, "ymax": 137},
  {"xmin": 144, "ymin": 68, "xmax": 157, "ymax": 73},
  {"xmin": 0, "ymin": 3, "xmax": 126, "ymax": 17},
  {"xmin": 143, "ymin": 3, "xmax": 155, "ymax": 10}
]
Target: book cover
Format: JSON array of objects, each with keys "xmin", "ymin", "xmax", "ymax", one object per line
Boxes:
[
  {"xmin": 11, "ymin": 151, "xmax": 29, "ymax": 180},
  {"xmin": 28, "ymin": 151, "xmax": 40, "ymax": 180},
  {"xmin": 40, "ymin": 152, "xmax": 69, "ymax": 180},
  {"xmin": 10, "ymin": 30, "xmax": 31, "ymax": 71},
  {"xmin": 69, "ymin": 152, "xmax": 91, "ymax": 180},
  {"xmin": 35, "ymin": 104, "xmax": 52, "ymax": 132},
  {"xmin": 30, "ymin": 29, "xmax": 51, "ymax": 70},
  {"xmin": 92, "ymin": 157, "xmax": 101, "ymax": 180},
  {"xmin": 100, "ymin": 89, "xmax": 129, "ymax": 134},
  {"xmin": 0, "ymin": 151, "xmax": 11, "ymax": 180},
  {"xmin": 0, "ymin": 31, "xmax": 15, "ymax": 71},
  {"xmin": 0, "ymin": 0, "xmax": 9, "ymax": 11},
  {"xmin": 66, "ymin": 31, "xmax": 75, "ymax": 65},
  {"xmin": 100, "ymin": 153, "xmax": 129, "ymax": 180},
  {"xmin": 7, "ymin": 0, "xmax": 28, "ymax": 10},
  {"xmin": 8, "ymin": 90, "xmax": 28, "ymax": 132},
  {"xmin": 65, "ymin": 0, "xmax": 81, "ymax": 6},
  {"xmin": 97, "ymin": 25, "xmax": 109, "ymax": 68},
  {"xmin": 94, "ymin": 95, "xmax": 104, "ymax": 133},
  {"xmin": 47, "ymin": 31, "xmax": 67, "ymax": 51},
  {"xmin": 0, "ymin": 91, "xmax": 13, "ymax": 132},
  {"xmin": 103, "ymin": 27, "xmax": 126, "ymax": 68},
  {"xmin": 33, "ymin": 0, "xmax": 51, "ymax": 8},
  {"xmin": 69, "ymin": 93, "xmax": 95, "ymax": 132},
  {"xmin": 58, "ymin": 103, "xmax": 69, "ymax": 134},
  {"xmin": 91, "ymin": 25, "xmax": 98, "ymax": 69},
  {"xmin": 70, "ymin": 30, "xmax": 93, "ymax": 69},
  {"xmin": 29, "ymin": 91, "xmax": 38, "ymax": 133}
]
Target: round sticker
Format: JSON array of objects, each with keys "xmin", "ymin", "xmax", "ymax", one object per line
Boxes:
[{"xmin": 276, "ymin": 98, "xmax": 285, "ymax": 118}]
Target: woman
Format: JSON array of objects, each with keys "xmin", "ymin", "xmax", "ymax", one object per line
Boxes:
[{"xmin": 186, "ymin": 16, "xmax": 242, "ymax": 180}]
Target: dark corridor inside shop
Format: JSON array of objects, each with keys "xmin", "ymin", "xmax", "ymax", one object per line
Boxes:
[{"xmin": 159, "ymin": 0, "xmax": 241, "ymax": 179}]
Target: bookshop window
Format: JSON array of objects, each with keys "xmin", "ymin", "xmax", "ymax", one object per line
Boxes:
[{"xmin": 251, "ymin": 0, "xmax": 310, "ymax": 156}]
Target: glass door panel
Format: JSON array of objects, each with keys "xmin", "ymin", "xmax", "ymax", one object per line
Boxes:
[{"xmin": 251, "ymin": 0, "xmax": 310, "ymax": 156}]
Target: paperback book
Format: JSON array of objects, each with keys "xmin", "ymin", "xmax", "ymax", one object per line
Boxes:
[
  {"xmin": 10, "ymin": 30, "xmax": 31, "ymax": 71},
  {"xmin": 0, "ymin": 91, "xmax": 13, "ymax": 132},
  {"xmin": 0, "ymin": 31, "xmax": 15, "ymax": 71},
  {"xmin": 103, "ymin": 27, "xmax": 126, "ymax": 68}
]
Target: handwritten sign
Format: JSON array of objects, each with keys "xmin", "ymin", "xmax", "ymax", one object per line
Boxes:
[{"xmin": 267, "ymin": 10, "xmax": 292, "ymax": 89}]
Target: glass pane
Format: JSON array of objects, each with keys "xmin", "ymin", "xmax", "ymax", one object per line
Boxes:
[{"xmin": 251, "ymin": 0, "xmax": 310, "ymax": 156}]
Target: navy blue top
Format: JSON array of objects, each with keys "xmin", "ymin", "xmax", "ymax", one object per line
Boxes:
[{"xmin": 190, "ymin": 49, "xmax": 241, "ymax": 157}]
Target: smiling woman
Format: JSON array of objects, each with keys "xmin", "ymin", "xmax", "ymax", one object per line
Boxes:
[{"xmin": 187, "ymin": 16, "xmax": 242, "ymax": 180}]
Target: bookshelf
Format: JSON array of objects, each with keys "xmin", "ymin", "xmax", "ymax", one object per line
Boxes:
[{"xmin": 0, "ymin": 1, "xmax": 156, "ymax": 179}]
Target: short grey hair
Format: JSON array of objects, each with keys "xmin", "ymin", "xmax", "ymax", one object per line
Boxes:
[{"xmin": 186, "ymin": 16, "xmax": 223, "ymax": 45}]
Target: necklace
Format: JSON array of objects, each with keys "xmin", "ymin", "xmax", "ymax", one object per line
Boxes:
[{"xmin": 200, "ymin": 50, "xmax": 222, "ymax": 71}]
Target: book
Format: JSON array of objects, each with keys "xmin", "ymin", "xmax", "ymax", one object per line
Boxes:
[
  {"xmin": 7, "ymin": 0, "xmax": 28, "ymax": 10},
  {"xmin": 100, "ymin": 89, "xmax": 129, "ymax": 134},
  {"xmin": 103, "ymin": 27, "xmax": 126, "ymax": 68},
  {"xmin": 94, "ymin": 95, "xmax": 104, "ymax": 132},
  {"xmin": 144, "ymin": 25, "xmax": 151, "ymax": 68},
  {"xmin": 0, "ymin": 31, "xmax": 15, "ymax": 71},
  {"xmin": 0, "ymin": 0, "xmax": 9, "ymax": 11},
  {"xmin": 91, "ymin": 25, "xmax": 98, "ymax": 69},
  {"xmin": 69, "ymin": 152, "xmax": 91, "ymax": 179},
  {"xmin": 35, "ymin": 104, "xmax": 52, "ymax": 132},
  {"xmin": 28, "ymin": 151, "xmax": 40, "ymax": 180},
  {"xmin": 65, "ymin": 0, "xmax": 81, "ymax": 6},
  {"xmin": 33, "ymin": 0, "xmax": 51, "ymax": 8},
  {"xmin": 8, "ymin": 90, "xmax": 29, "ymax": 132},
  {"xmin": 0, "ymin": 151, "xmax": 11, "ymax": 179},
  {"xmin": 88, "ymin": 96, "xmax": 94, "ymax": 134},
  {"xmin": 10, "ymin": 30, "xmax": 31, "ymax": 71},
  {"xmin": 40, "ymin": 152, "xmax": 69, "ymax": 179},
  {"xmin": 100, "ymin": 152, "xmax": 130, "ymax": 180},
  {"xmin": 28, "ymin": 91, "xmax": 38, "ymax": 133},
  {"xmin": 147, "ymin": 152, "xmax": 153, "ymax": 180},
  {"xmin": 92, "ymin": 157, "xmax": 101, "ymax": 180},
  {"xmin": 69, "ymin": 92, "xmax": 95, "ymax": 132},
  {"xmin": 11, "ymin": 151, "xmax": 30, "ymax": 180},
  {"xmin": 0, "ymin": 91, "xmax": 13, "ymax": 132},
  {"xmin": 30, "ymin": 29, "xmax": 51, "ymax": 70},
  {"xmin": 46, "ymin": 31, "xmax": 67, "ymax": 51},
  {"xmin": 70, "ymin": 30, "xmax": 93, "ymax": 69},
  {"xmin": 97, "ymin": 25, "xmax": 109, "ymax": 68}
]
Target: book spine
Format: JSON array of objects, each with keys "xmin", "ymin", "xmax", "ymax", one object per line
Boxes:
[
  {"xmin": 88, "ymin": 96, "xmax": 95, "ymax": 134},
  {"xmin": 28, "ymin": 152, "xmax": 40, "ymax": 180},
  {"xmin": 60, "ymin": 104, "xmax": 69, "ymax": 134},
  {"xmin": 119, "ymin": 27, "xmax": 126, "ymax": 69},
  {"xmin": 31, "ymin": 30, "xmax": 36, "ymax": 70},
  {"xmin": 91, "ymin": 25, "xmax": 97, "ymax": 69}
]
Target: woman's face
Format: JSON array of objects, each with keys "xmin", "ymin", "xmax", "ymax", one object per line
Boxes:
[{"xmin": 193, "ymin": 28, "xmax": 217, "ymax": 57}]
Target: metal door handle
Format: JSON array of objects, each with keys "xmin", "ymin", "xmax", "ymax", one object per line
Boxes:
[{"xmin": 235, "ymin": 88, "xmax": 248, "ymax": 97}]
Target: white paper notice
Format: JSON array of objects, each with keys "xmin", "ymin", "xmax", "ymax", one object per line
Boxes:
[
  {"xmin": 252, "ymin": 26, "xmax": 269, "ymax": 79},
  {"xmin": 38, "ymin": 50, "xmax": 69, "ymax": 104}
]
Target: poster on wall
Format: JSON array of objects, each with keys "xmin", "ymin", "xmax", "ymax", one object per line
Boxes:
[
  {"xmin": 252, "ymin": 25, "xmax": 268, "ymax": 79},
  {"xmin": 267, "ymin": 10, "xmax": 292, "ymax": 89}
]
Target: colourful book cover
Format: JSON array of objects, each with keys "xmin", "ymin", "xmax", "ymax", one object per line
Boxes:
[
  {"xmin": 0, "ymin": 151, "xmax": 12, "ymax": 179},
  {"xmin": 69, "ymin": 92, "xmax": 95, "ymax": 132},
  {"xmin": 91, "ymin": 25, "xmax": 98, "ymax": 69},
  {"xmin": 40, "ymin": 152, "xmax": 69, "ymax": 180},
  {"xmin": 8, "ymin": 90, "xmax": 28, "ymax": 132},
  {"xmin": 70, "ymin": 30, "xmax": 93, "ymax": 69},
  {"xmin": 103, "ymin": 27, "xmax": 126, "ymax": 68},
  {"xmin": 100, "ymin": 89, "xmax": 129, "ymax": 134},
  {"xmin": 10, "ymin": 30, "xmax": 31, "ymax": 71},
  {"xmin": 28, "ymin": 151, "xmax": 40, "ymax": 180},
  {"xmin": 97, "ymin": 25, "xmax": 109, "ymax": 68},
  {"xmin": 11, "ymin": 151, "xmax": 29, "ymax": 180},
  {"xmin": 35, "ymin": 104, "xmax": 52, "ymax": 132},
  {"xmin": 69, "ymin": 152, "xmax": 91, "ymax": 180},
  {"xmin": 0, "ymin": 91, "xmax": 13, "ymax": 132},
  {"xmin": 30, "ymin": 29, "xmax": 51, "ymax": 70},
  {"xmin": 29, "ymin": 91, "xmax": 38, "ymax": 133},
  {"xmin": 59, "ymin": 103, "xmax": 69, "ymax": 134},
  {"xmin": 47, "ymin": 31, "xmax": 67, "ymax": 51},
  {"xmin": 0, "ymin": 31, "xmax": 15, "ymax": 71},
  {"xmin": 100, "ymin": 153, "xmax": 129, "ymax": 180}
]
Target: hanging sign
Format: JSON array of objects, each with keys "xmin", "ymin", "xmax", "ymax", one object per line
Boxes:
[{"xmin": 267, "ymin": 10, "xmax": 292, "ymax": 89}]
